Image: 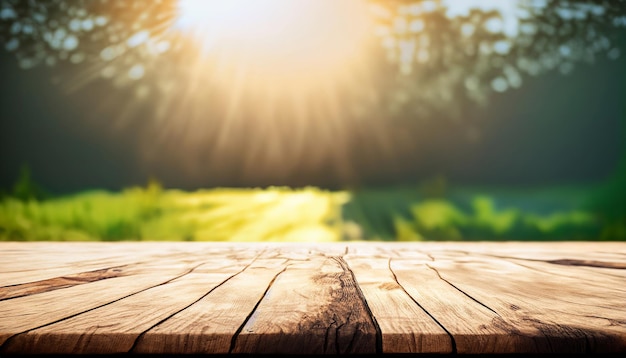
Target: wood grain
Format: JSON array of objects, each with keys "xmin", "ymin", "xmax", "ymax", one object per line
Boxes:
[
  {"xmin": 344, "ymin": 255, "xmax": 452, "ymax": 353},
  {"xmin": 133, "ymin": 257, "xmax": 289, "ymax": 354},
  {"xmin": 0, "ymin": 242, "xmax": 624, "ymax": 354},
  {"xmin": 2, "ymin": 254, "xmax": 259, "ymax": 354},
  {"xmin": 422, "ymin": 251, "xmax": 626, "ymax": 353},
  {"xmin": 230, "ymin": 255, "xmax": 378, "ymax": 354},
  {"xmin": 0, "ymin": 255, "xmax": 206, "ymax": 345},
  {"xmin": 0, "ymin": 266, "xmax": 127, "ymax": 300}
]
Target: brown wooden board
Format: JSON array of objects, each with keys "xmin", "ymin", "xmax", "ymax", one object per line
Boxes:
[{"xmin": 0, "ymin": 242, "xmax": 624, "ymax": 354}]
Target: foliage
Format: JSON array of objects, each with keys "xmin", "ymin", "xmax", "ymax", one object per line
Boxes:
[
  {"xmin": 10, "ymin": 165, "xmax": 48, "ymax": 201},
  {"xmin": 584, "ymin": 172, "xmax": 626, "ymax": 240},
  {"xmin": 372, "ymin": 0, "xmax": 626, "ymax": 117},
  {"xmin": 0, "ymin": 183, "xmax": 349, "ymax": 242},
  {"xmin": 343, "ymin": 184, "xmax": 623, "ymax": 241},
  {"xmin": 1, "ymin": 165, "xmax": 623, "ymax": 242},
  {"xmin": 2, "ymin": 0, "xmax": 625, "ymax": 113},
  {"xmin": 397, "ymin": 197, "xmax": 599, "ymax": 241},
  {"xmin": 0, "ymin": 181, "xmax": 622, "ymax": 241}
]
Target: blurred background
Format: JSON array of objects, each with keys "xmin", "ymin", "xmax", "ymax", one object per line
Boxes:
[{"xmin": 0, "ymin": 0, "xmax": 624, "ymax": 242}]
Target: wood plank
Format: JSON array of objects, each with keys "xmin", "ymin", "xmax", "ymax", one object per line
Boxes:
[
  {"xmin": 426, "ymin": 251, "xmax": 626, "ymax": 311},
  {"xmin": 433, "ymin": 250, "xmax": 626, "ymax": 289},
  {"xmin": 392, "ymin": 242, "xmax": 626, "ymax": 281},
  {"xmin": 344, "ymin": 255, "xmax": 452, "ymax": 353},
  {"xmin": 0, "ymin": 257, "xmax": 205, "ymax": 345},
  {"xmin": 0, "ymin": 243, "xmax": 171, "ymax": 286},
  {"xmin": 133, "ymin": 257, "xmax": 289, "ymax": 354},
  {"xmin": 0, "ymin": 253, "xmax": 142, "ymax": 287},
  {"xmin": 421, "ymin": 251, "xmax": 626, "ymax": 353},
  {"xmin": 1, "ymin": 252, "xmax": 260, "ymax": 354},
  {"xmin": 230, "ymin": 255, "xmax": 378, "ymax": 354},
  {"xmin": 0, "ymin": 242, "xmax": 624, "ymax": 355},
  {"xmin": 505, "ymin": 256, "xmax": 626, "ymax": 282},
  {"xmin": 374, "ymin": 244, "xmax": 521, "ymax": 353},
  {"xmin": 429, "ymin": 242, "xmax": 626, "ymax": 264},
  {"xmin": 0, "ymin": 242, "xmax": 243, "ymax": 286},
  {"xmin": 444, "ymin": 249, "xmax": 626, "ymax": 273},
  {"xmin": 0, "ymin": 266, "xmax": 127, "ymax": 300},
  {"xmin": 388, "ymin": 255, "xmax": 542, "ymax": 354}
]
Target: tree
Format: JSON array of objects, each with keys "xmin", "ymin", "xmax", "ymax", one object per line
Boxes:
[{"xmin": 1, "ymin": 0, "xmax": 625, "ymax": 187}]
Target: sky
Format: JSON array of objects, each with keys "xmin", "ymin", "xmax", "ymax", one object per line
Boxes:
[{"xmin": 0, "ymin": 0, "xmax": 624, "ymax": 193}]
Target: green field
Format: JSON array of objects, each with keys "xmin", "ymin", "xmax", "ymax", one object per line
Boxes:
[
  {"xmin": 0, "ymin": 182, "xmax": 348, "ymax": 242},
  {"xmin": 1, "ymin": 177, "xmax": 623, "ymax": 241}
]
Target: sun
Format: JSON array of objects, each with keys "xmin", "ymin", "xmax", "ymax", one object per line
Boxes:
[
  {"xmin": 174, "ymin": 0, "xmax": 373, "ymax": 80},
  {"xmin": 129, "ymin": 0, "xmax": 386, "ymax": 181}
]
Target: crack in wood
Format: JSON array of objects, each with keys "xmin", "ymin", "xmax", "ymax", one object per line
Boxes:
[
  {"xmin": 583, "ymin": 316, "xmax": 626, "ymax": 326},
  {"xmin": 227, "ymin": 254, "xmax": 377, "ymax": 354},
  {"xmin": 323, "ymin": 315, "xmax": 337, "ymax": 353},
  {"xmin": 503, "ymin": 309, "xmax": 626, "ymax": 353},
  {"xmin": 490, "ymin": 260, "xmax": 626, "ymax": 296},
  {"xmin": 228, "ymin": 264, "xmax": 289, "ymax": 353},
  {"xmin": 434, "ymin": 250, "xmax": 626, "ymax": 290},
  {"xmin": 417, "ymin": 250, "xmax": 436, "ymax": 262},
  {"xmin": 0, "ymin": 266, "xmax": 129, "ymax": 301},
  {"xmin": 521, "ymin": 317, "xmax": 592, "ymax": 353},
  {"xmin": 387, "ymin": 258, "xmax": 457, "ymax": 354},
  {"xmin": 334, "ymin": 322, "xmax": 346, "ymax": 353},
  {"xmin": 598, "ymin": 251, "xmax": 626, "ymax": 256},
  {"xmin": 547, "ymin": 259, "xmax": 626, "ymax": 270},
  {"xmin": 425, "ymin": 263, "xmax": 500, "ymax": 316},
  {"xmin": 334, "ymin": 256, "xmax": 382, "ymax": 354},
  {"xmin": 127, "ymin": 252, "xmax": 266, "ymax": 353},
  {"xmin": 0, "ymin": 262, "xmax": 206, "ymax": 353},
  {"xmin": 2, "ymin": 243, "xmax": 624, "ymax": 354},
  {"xmin": 449, "ymin": 250, "xmax": 626, "ymax": 270}
]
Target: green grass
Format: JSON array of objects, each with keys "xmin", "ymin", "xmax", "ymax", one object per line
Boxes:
[
  {"xmin": 0, "ymin": 182, "xmax": 349, "ymax": 242},
  {"xmin": 342, "ymin": 182, "xmax": 625, "ymax": 241},
  {"xmin": 0, "ymin": 180, "xmax": 623, "ymax": 241}
]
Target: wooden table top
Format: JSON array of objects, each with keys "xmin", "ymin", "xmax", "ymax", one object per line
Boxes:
[{"xmin": 0, "ymin": 241, "xmax": 624, "ymax": 355}]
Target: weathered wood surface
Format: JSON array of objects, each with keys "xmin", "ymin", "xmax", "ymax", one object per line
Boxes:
[{"xmin": 0, "ymin": 242, "xmax": 624, "ymax": 354}]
